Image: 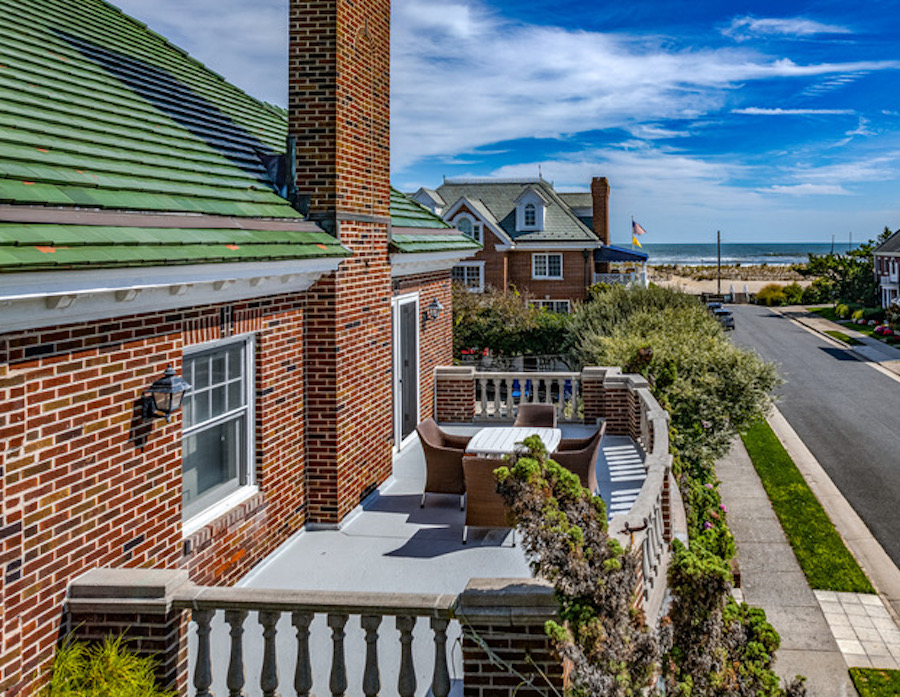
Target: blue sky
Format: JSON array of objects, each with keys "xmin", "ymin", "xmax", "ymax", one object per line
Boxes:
[{"xmin": 113, "ymin": 0, "xmax": 900, "ymax": 243}]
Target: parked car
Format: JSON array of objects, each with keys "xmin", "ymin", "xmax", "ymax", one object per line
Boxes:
[
  {"xmin": 707, "ymin": 301, "xmax": 723, "ymax": 312},
  {"xmin": 713, "ymin": 308, "xmax": 735, "ymax": 329}
]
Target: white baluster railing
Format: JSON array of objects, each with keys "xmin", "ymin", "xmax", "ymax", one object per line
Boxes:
[
  {"xmin": 473, "ymin": 371, "xmax": 581, "ymax": 422},
  {"xmin": 173, "ymin": 588, "xmax": 457, "ymax": 697}
]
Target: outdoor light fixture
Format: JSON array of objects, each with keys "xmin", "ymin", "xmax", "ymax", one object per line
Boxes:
[
  {"xmin": 142, "ymin": 365, "xmax": 191, "ymax": 422},
  {"xmin": 424, "ymin": 298, "xmax": 444, "ymax": 323}
]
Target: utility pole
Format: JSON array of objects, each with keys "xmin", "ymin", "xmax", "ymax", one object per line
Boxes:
[
  {"xmin": 717, "ymin": 230, "xmax": 722, "ymax": 296},
  {"xmin": 831, "ymin": 233, "xmax": 835, "ymax": 255}
]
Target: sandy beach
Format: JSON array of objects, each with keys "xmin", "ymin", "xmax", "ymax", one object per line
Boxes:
[{"xmin": 648, "ymin": 264, "xmax": 813, "ymax": 295}]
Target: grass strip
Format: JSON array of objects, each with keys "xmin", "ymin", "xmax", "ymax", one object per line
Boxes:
[
  {"xmin": 824, "ymin": 330, "xmax": 862, "ymax": 345},
  {"xmin": 809, "ymin": 306, "xmax": 839, "ymax": 321},
  {"xmin": 850, "ymin": 668, "xmax": 900, "ymax": 696},
  {"xmin": 740, "ymin": 420, "xmax": 874, "ymax": 593}
]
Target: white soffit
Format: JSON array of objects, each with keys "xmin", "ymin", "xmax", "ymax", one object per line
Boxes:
[{"xmin": 0, "ymin": 258, "xmax": 343, "ymax": 333}]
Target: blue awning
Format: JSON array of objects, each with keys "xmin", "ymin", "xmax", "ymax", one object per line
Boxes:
[{"xmin": 594, "ymin": 245, "xmax": 648, "ymax": 263}]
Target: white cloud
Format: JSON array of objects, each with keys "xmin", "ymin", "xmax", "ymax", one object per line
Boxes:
[
  {"xmin": 391, "ymin": 0, "xmax": 898, "ymax": 171},
  {"xmin": 846, "ymin": 117, "xmax": 875, "ymax": 137},
  {"xmin": 629, "ymin": 124, "xmax": 691, "ymax": 140},
  {"xmin": 724, "ymin": 16, "xmax": 852, "ymax": 41},
  {"xmin": 732, "ymin": 107, "xmax": 855, "ymax": 115},
  {"xmin": 760, "ymin": 184, "xmax": 851, "ymax": 195},
  {"xmin": 111, "ymin": 0, "xmax": 288, "ymax": 105}
]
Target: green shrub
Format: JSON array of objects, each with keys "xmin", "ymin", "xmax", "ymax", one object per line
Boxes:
[
  {"xmin": 863, "ymin": 307, "xmax": 885, "ymax": 323},
  {"xmin": 782, "ymin": 282, "xmax": 803, "ymax": 305},
  {"xmin": 836, "ymin": 303, "xmax": 851, "ymax": 319},
  {"xmin": 852, "ymin": 309, "xmax": 865, "ymax": 321},
  {"xmin": 755, "ymin": 284, "xmax": 786, "ymax": 306},
  {"xmin": 801, "ymin": 277, "xmax": 834, "ymax": 304},
  {"xmin": 34, "ymin": 635, "xmax": 175, "ymax": 697}
]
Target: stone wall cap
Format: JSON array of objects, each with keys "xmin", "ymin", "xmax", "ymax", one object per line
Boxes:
[
  {"xmin": 68, "ymin": 567, "xmax": 190, "ymax": 600},
  {"xmin": 458, "ymin": 578, "xmax": 557, "ymax": 608},
  {"xmin": 435, "ymin": 366, "xmax": 475, "ymax": 379}
]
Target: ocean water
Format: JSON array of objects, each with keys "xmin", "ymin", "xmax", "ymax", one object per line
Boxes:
[{"xmin": 630, "ymin": 242, "xmax": 862, "ymax": 266}]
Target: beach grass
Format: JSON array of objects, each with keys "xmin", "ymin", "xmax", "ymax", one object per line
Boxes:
[
  {"xmin": 740, "ymin": 420, "xmax": 874, "ymax": 593},
  {"xmin": 850, "ymin": 668, "xmax": 900, "ymax": 697}
]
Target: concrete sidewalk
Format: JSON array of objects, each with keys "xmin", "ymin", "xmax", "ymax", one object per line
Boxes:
[
  {"xmin": 779, "ymin": 306, "xmax": 900, "ymax": 378},
  {"xmin": 719, "ymin": 441, "xmax": 858, "ymax": 697}
]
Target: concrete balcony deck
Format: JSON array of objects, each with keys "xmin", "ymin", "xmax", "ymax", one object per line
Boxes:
[{"xmin": 187, "ymin": 423, "xmax": 644, "ymax": 697}]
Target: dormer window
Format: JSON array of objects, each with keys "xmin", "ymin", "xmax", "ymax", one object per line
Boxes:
[
  {"xmin": 524, "ymin": 203, "xmax": 536, "ymax": 227},
  {"xmin": 515, "ymin": 187, "xmax": 548, "ymax": 232},
  {"xmin": 455, "ymin": 215, "xmax": 482, "ymax": 244}
]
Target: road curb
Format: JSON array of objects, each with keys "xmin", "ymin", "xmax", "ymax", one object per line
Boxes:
[
  {"xmin": 771, "ymin": 306, "xmax": 900, "ymax": 383},
  {"xmin": 767, "ymin": 405, "xmax": 900, "ymax": 625}
]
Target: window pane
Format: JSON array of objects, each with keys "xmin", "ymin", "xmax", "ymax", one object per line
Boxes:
[
  {"xmin": 228, "ymin": 379, "xmax": 243, "ymax": 410},
  {"xmin": 534, "ymin": 255, "xmax": 547, "ymax": 276},
  {"xmin": 211, "ymin": 385, "xmax": 227, "ymax": 417},
  {"xmin": 212, "ymin": 353, "xmax": 226, "ymax": 383},
  {"xmin": 182, "ymin": 417, "xmax": 242, "ymax": 518},
  {"xmin": 227, "ymin": 346, "xmax": 243, "ymax": 379},
  {"xmin": 548, "ymin": 255, "xmax": 562, "ymax": 277},
  {"xmin": 194, "ymin": 389, "xmax": 211, "ymax": 424},
  {"xmin": 194, "ymin": 357, "xmax": 210, "ymax": 390},
  {"xmin": 457, "ymin": 218, "xmax": 472, "ymax": 236}
]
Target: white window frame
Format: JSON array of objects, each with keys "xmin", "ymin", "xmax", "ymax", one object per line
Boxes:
[
  {"xmin": 392, "ymin": 292, "xmax": 421, "ymax": 454},
  {"xmin": 452, "ymin": 261, "xmax": 485, "ymax": 292},
  {"xmin": 524, "ymin": 203, "xmax": 536, "ymax": 227},
  {"xmin": 530, "ymin": 299, "xmax": 571, "ymax": 314},
  {"xmin": 532, "ymin": 253, "xmax": 563, "ymax": 280},
  {"xmin": 181, "ymin": 335, "xmax": 257, "ymax": 535},
  {"xmin": 454, "ymin": 214, "xmax": 483, "ymax": 244}
]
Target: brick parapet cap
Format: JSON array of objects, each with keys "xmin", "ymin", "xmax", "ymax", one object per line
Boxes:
[
  {"xmin": 68, "ymin": 568, "xmax": 191, "ymax": 615},
  {"xmin": 435, "ymin": 366, "xmax": 476, "ymax": 380},
  {"xmin": 456, "ymin": 578, "xmax": 558, "ymax": 626}
]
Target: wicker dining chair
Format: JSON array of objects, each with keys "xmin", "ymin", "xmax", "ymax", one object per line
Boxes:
[
  {"xmin": 416, "ymin": 418, "xmax": 471, "ymax": 509},
  {"xmin": 512, "ymin": 403, "xmax": 557, "ymax": 428},
  {"xmin": 461, "ymin": 455, "xmax": 516, "ymax": 546},
  {"xmin": 552, "ymin": 421, "xmax": 606, "ymax": 493}
]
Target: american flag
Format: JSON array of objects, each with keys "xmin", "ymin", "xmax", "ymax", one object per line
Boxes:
[{"xmin": 632, "ymin": 219, "xmax": 647, "ymax": 236}]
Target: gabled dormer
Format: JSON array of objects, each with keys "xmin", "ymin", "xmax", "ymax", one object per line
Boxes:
[
  {"xmin": 410, "ymin": 187, "xmax": 446, "ymax": 216},
  {"xmin": 514, "ymin": 187, "xmax": 551, "ymax": 232}
]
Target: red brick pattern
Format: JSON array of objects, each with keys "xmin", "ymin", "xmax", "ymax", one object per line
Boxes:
[
  {"xmin": 506, "ymin": 249, "xmax": 593, "ymax": 302},
  {"xmin": 462, "ymin": 623, "xmax": 564, "ymax": 697},
  {"xmin": 0, "ymin": 293, "xmax": 313, "ymax": 695},
  {"xmin": 435, "ymin": 375, "xmax": 476, "ymax": 423}
]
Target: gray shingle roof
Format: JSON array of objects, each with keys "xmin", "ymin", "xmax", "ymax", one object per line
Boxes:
[
  {"xmin": 875, "ymin": 229, "xmax": 900, "ymax": 254},
  {"xmin": 436, "ymin": 179, "xmax": 599, "ymax": 244}
]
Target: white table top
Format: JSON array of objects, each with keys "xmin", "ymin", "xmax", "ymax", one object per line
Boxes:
[{"xmin": 465, "ymin": 426, "xmax": 562, "ymax": 457}]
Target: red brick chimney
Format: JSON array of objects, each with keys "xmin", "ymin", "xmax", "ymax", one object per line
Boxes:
[
  {"xmin": 289, "ymin": 0, "xmax": 393, "ymax": 524},
  {"xmin": 590, "ymin": 177, "xmax": 610, "ymax": 246}
]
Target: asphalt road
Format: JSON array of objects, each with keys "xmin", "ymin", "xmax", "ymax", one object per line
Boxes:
[{"xmin": 729, "ymin": 304, "xmax": 900, "ymax": 566}]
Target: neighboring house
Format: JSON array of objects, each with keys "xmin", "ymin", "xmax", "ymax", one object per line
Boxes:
[
  {"xmin": 413, "ymin": 176, "xmax": 642, "ymax": 310},
  {"xmin": 874, "ymin": 229, "xmax": 900, "ymax": 308},
  {"xmin": 0, "ymin": 0, "xmax": 477, "ymax": 693}
]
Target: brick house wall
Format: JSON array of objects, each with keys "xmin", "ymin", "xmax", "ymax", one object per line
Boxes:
[
  {"xmin": 507, "ymin": 248, "xmax": 593, "ymax": 302},
  {"xmin": 0, "ymin": 293, "xmax": 317, "ymax": 694}
]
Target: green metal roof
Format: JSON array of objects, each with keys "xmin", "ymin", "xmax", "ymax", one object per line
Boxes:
[
  {"xmin": 0, "ymin": 223, "xmax": 349, "ymax": 272},
  {"xmin": 389, "ymin": 188, "xmax": 481, "ymax": 254},
  {"xmin": 436, "ymin": 179, "xmax": 599, "ymax": 244},
  {"xmin": 0, "ymin": 0, "xmax": 298, "ymax": 219}
]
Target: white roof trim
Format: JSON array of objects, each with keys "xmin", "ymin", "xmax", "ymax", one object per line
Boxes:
[
  {"xmin": 444, "ymin": 197, "xmax": 514, "ymax": 246},
  {"xmin": 0, "ymin": 257, "xmax": 343, "ymax": 333},
  {"xmin": 390, "ymin": 250, "xmax": 478, "ymax": 278},
  {"xmin": 513, "ymin": 241, "xmax": 601, "ymax": 251}
]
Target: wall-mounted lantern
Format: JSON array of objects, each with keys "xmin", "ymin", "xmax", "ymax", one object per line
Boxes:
[
  {"xmin": 422, "ymin": 298, "xmax": 444, "ymax": 328},
  {"xmin": 142, "ymin": 365, "xmax": 191, "ymax": 422}
]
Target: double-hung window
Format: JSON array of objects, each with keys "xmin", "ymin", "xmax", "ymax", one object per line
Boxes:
[
  {"xmin": 452, "ymin": 262, "xmax": 485, "ymax": 292},
  {"xmin": 532, "ymin": 253, "xmax": 563, "ymax": 280},
  {"xmin": 456, "ymin": 216, "xmax": 483, "ymax": 244},
  {"xmin": 181, "ymin": 338, "xmax": 253, "ymax": 521}
]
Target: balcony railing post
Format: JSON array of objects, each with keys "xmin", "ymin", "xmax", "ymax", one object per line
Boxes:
[
  {"xmin": 396, "ymin": 616, "xmax": 417, "ymax": 697},
  {"xmin": 361, "ymin": 614, "xmax": 382, "ymax": 697},
  {"xmin": 430, "ymin": 617, "xmax": 451, "ymax": 697},
  {"xmin": 292, "ymin": 612, "xmax": 314, "ymax": 697},
  {"xmin": 259, "ymin": 610, "xmax": 281, "ymax": 697},
  {"xmin": 193, "ymin": 608, "xmax": 215, "ymax": 697},
  {"xmin": 224, "ymin": 609, "xmax": 248, "ymax": 697},
  {"xmin": 328, "ymin": 613, "xmax": 349, "ymax": 697}
]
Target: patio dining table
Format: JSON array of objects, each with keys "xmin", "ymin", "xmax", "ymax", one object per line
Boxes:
[{"xmin": 465, "ymin": 426, "xmax": 562, "ymax": 457}]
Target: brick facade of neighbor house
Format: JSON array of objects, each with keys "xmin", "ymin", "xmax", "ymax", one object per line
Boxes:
[
  {"xmin": 873, "ymin": 229, "xmax": 900, "ymax": 308},
  {"xmin": 290, "ymin": 0, "xmax": 395, "ymax": 525},
  {"xmin": 506, "ymin": 248, "xmax": 594, "ymax": 302}
]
